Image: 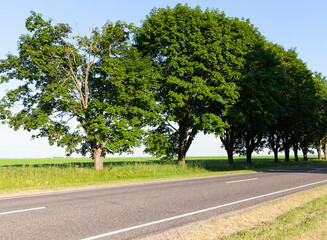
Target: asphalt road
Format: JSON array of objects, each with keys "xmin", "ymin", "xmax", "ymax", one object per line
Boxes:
[{"xmin": 1, "ymin": 165, "xmax": 327, "ymax": 240}]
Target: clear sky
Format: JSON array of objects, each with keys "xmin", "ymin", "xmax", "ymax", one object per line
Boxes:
[{"xmin": 0, "ymin": 0, "xmax": 326, "ymax": 158}]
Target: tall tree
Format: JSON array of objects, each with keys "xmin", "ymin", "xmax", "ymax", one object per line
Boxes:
[
  {"xmin": 264, "ymin": 44, "xmax": 294, "ymax": 163},
  {"xmin": 0, "ymin": 12, "xmax": 157, "ymax": 170},
  {"xmin": 280, "ymin": 49, "xmax": 318, "ymax": 161},
  {"xmin": 135, "ymin": 4, "xmax": 261, "ymax": 165},
  {"xmin": 221, "ymin": 41, "xmax": 282, "ymax": 163}
]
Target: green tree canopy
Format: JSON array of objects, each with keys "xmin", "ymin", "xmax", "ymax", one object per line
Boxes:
[
  {"xmin": 0, "ymin": 12, "xmax": 158, "ymax": 170},
  {"xmin": 135, "ymin": 4, "xmax": 262, "ymax": 164},
  {"xmin": 220, "ymin": 41, "xmax": 284, "ymax": 163}
]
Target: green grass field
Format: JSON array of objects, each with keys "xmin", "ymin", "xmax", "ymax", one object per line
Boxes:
[{"xmin": 0, "ymin": 156, "xmax": 325, "ymax": 194}]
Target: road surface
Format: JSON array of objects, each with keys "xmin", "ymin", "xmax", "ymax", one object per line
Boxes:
[{"xmin": 1, "ymin": 165, "xmax": 327, "ymax": 240}]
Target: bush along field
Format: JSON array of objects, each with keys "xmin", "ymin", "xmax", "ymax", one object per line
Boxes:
[{"xmin": 0, "ymin": 156, "xmax": 325, "ymax": 194}]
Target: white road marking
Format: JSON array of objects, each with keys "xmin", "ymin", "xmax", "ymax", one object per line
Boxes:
[
  {"xmin": 308, "ymin": 170, "xmax": 320, "ymax": 173},
  {"xmin": 226, "ymin": 178, "xmax": 258, "ymax": 184},
  {"xmin": 80, "ymin": 179, "xmax": 327, "ymax": 240},
  {"xmin": 0, "ymin": 207, "xmax": 45, "ymax": 216}
]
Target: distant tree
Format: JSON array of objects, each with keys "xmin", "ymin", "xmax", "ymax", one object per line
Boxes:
[
  {"xmin": 0, "ymin": 12, "xmax": 157, "ymax": 170},
  {"xmin": 135, "ymin": 4, "xmax": 261, "ymax": 165}
]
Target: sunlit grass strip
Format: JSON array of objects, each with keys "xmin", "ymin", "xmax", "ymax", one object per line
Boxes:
[
  {"xmin": 0, "ymin": 157, "xmax": 325, "ymax": 194},
  {"xmin": 0, "ymin": 164, "xmax": 211, "ymax": 193}
]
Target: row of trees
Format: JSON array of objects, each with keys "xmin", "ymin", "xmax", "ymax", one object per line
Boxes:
[
  {"xmin": 1, "ymin": 5, "xmax": 326, "ymax": 170},
  {"xmin": 220, "ymin": 45, "xmax": 327, "ymax": 164}
]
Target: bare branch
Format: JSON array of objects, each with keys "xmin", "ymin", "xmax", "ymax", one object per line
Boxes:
[
  {"xmin": 65, "ymin": 48, "xmax": 86, "ymax": 109},
  {"xmin": 166, "ymin": 120, "xmax": 178, "ymax": 132}
]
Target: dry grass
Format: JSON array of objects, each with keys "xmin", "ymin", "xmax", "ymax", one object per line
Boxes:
[
  {"xmin": 145, "ymin": 185, "xmax": 327, "ymax": 240},
  {"xmin": 295, "ymin": 218, "xmax": 327, "ymax": 240},
  {"xmin": 226, "ymin": 193, "xmax": 327, "ymax": 240}
]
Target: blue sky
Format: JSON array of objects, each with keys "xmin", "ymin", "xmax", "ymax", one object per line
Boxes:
[{"xmin": 0, "ymin": 0, "xmax": 326, "ymax": 158}]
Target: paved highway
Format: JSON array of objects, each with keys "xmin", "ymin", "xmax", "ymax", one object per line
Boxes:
[{"xmin": 1, "ymin": 165, "xmax": 327, "ymax": 240}]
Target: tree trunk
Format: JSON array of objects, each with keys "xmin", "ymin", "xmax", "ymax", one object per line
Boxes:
[
  {"xmin": 246, "ymin": 150, "xmax": 252, "ymax": 164},
  {"xmin": 177, "ymin": 120, "xmax": 198, "ymax": 166},
  {"xmin": 227, "ymin": 149, "xmax": 234, "ymax": 164},
  {"xmin": 220, "ymin": 128, "xmax": 235, "ymax": 165},
  {"xmin": 244, "ymin": 133, "xmax": 262, "ymax": 164},
  {"xmin": 285, "ymin": 148, "xmax": 290, "ymax": 162},
  {"xmin": 293, "ymin": 142, "xmax": 299, "ymax": 162},
  {"xmin": 294, "ymin": 148, "xmax": 299, "ymax": 162},
  {"xmin": 268, "ymin": 131, "xmax": 280, "ymax": 163},
  {"xmin": 177, "ymin": 154, "xmax": 186, "ymax": 165},
  {"xmin": 177, "ymin": 133, "xmax": 187, "ymax": 165},
  {"xmin": 177, "ymin": 124, "xmax": 187, "ymax": 166},
  {"xmin": 93, "ymin": 147, "xmax": 103, "ymax": 171},
  {"xmin": 273, "ymin": 149, "xmax": 278, "ymax": 163},
  {"xmin": 317, "ymin": 142, "xmax": 322, "ymax": 160},
  {"xmin": 324, "ymin": 143, "xmax": 327, "ymax": 160},
  {"xmin": 302, "ymin": 147, "xmax": 308, "ymax": 161},
  {"xmin": 283, "ymin": 137, "xmax": 290, "ymax": 162}
]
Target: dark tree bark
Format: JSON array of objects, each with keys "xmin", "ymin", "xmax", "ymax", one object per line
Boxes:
[
  {"xmin": 293, "ymin": 142, "xmax": 299, "ymax": 162},
  {"xmin": 294, "ymin": 148, "xmax": 299, "ymax": 162},
  {"xmin": 178, "ymin": 122, "xmax": 188, "ymax": 166},
  {"xmin": 282, "ymin": 137, "xmax": 290, "ymax": 162},
  {"xmin": 220, "ymin": 128, "xmax": 236, "ymax": 165},
  {"xmin": 268, "ymin": 130, "xmax": 281, "ymax": 163},
  {"xmin": 245, "ymin": 134, "xmax": 263, "ymax": 164},
  {"xmin": 246, "ymin": 150, "xmax": 252, "ymax": 163},
  {"xmin": 302, "ymin": 147, "xmax": 308, "ymax": 161},
  {"xmin": 177, "ymin": 120, "xmax": 198, "ymax": 165},
  {"xmin": 227, "ymin": 149, "xmax": 234, "ymax": 164},
  {"xmin": 273, "ymin": 149, "xmax": 279, "ymax": 163}
]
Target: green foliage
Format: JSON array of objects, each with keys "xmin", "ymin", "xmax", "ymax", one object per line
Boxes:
[
  {"xmin": 220, "ymin": 40, "xmax": 327, "ymax": 163},
  {"xmin": 135, "ymin": 4, "xmax": 262, "ymax": 162},
  {"xmin": 222, "ymin": 41, "xmax": 284, "ymax": 162},
  {"xmin": 0, "ymin": 12, "xmax": 158, "ymax": 167},
  {"xmin": 0, "ymin": 7, "xmax": 326, "ymax": 167}
]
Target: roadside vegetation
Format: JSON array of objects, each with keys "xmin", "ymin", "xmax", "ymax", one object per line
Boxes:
[
  {"xmin": 227, "ymin": 195, "xmax": 327, "ymax": 240},
  {"xmin": 0, "ymin": 156, "xmax": 324, "ymax": 194},
  {"xmin": 171, "ymin": 185, "xmax": 327, "ymax": 240}
]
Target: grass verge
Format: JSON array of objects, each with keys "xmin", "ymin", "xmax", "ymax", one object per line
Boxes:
[
  {"xmin": 0, "ymin": 156, "xmax": 326, "ymax": 194},
  {"xmin": 170, "ymin": 185, "xmax": 327, "ymax": 240}
]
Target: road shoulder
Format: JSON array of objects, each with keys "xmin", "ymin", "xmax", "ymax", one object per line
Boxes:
[{"xmin": 141, "ymin": 184, "xmax": 327, "ymax": 240}]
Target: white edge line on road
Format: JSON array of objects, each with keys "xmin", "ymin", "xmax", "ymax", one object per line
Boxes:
[
  {"xmin": 308, "ymin": 170, "xmax": 320, "ymax": 173},
  {"xmin": 0, "ymin": 207, "xmax": 45, "ymax": 216},
  {"xmin": 226, "ymin": 178, "xmax": 258, "ymax": 184},
  {"xmin": 81, "ymin": 179, "xmax": 327, "ymax": 240}
]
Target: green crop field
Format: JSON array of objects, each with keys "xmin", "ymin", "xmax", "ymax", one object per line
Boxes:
[{"xmin": 0, "ymin": 155, "xmax": 317, "ymax": 166}]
